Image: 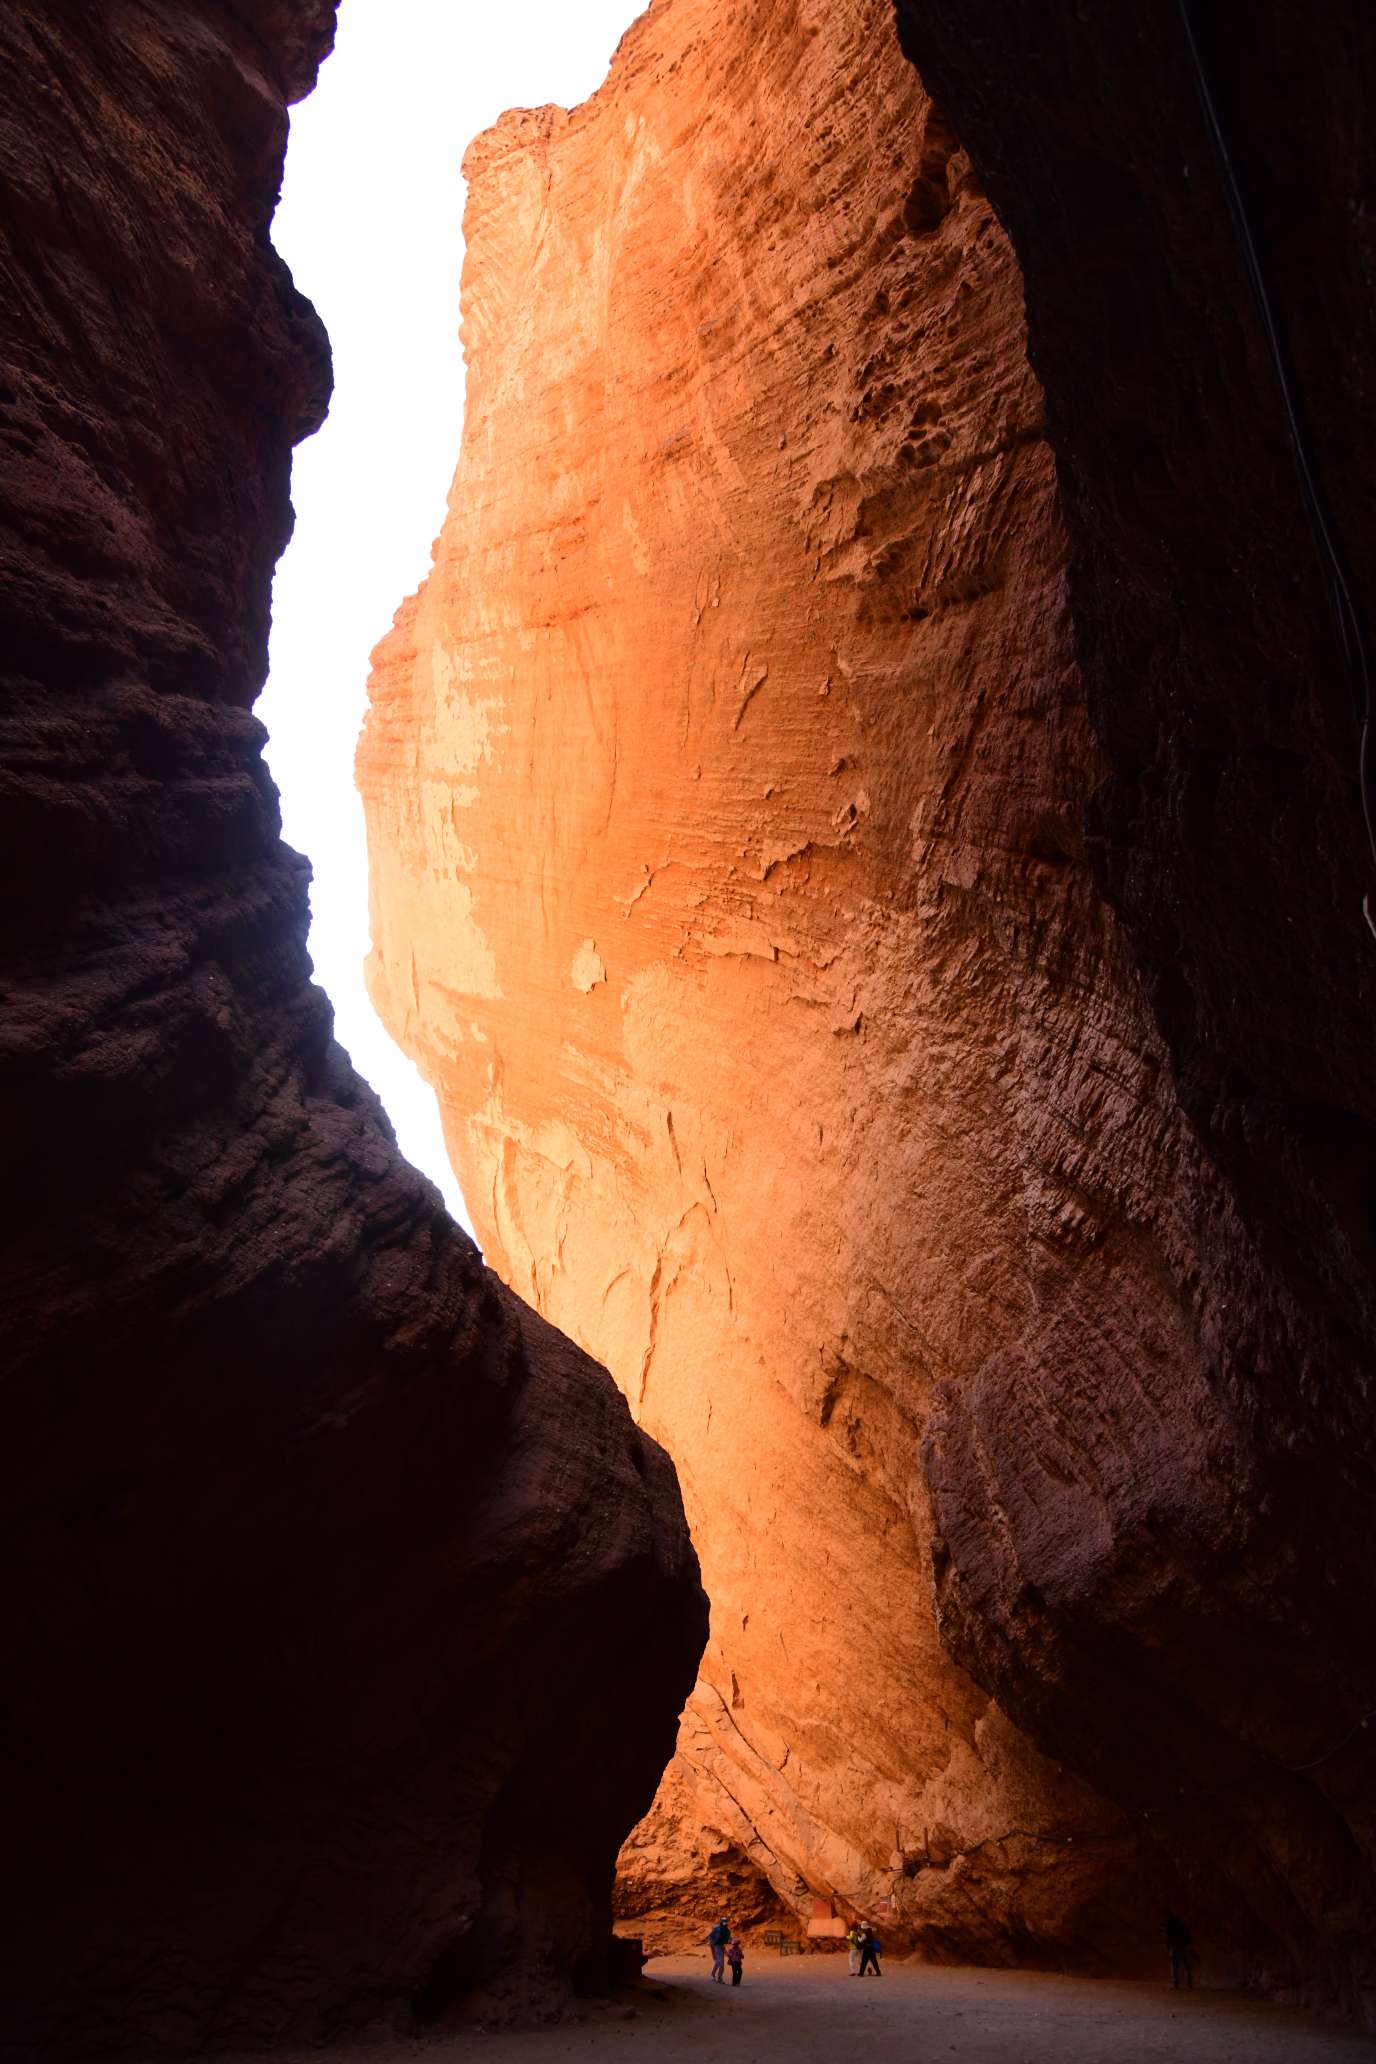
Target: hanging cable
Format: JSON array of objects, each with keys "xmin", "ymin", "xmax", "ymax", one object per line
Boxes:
[{"xmin": 1175, "ymin": 0, "xmax": 1376, "ymax": 938}]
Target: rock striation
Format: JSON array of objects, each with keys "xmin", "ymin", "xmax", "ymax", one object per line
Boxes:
[
  {"xmin": 893, "ymin": 0, "xmax": 1376, "ymax": 2020},
  {"xmin": 0, "ymin": 2, "xmax": 705, "ymax": 2052},
  {"xmin": 362, "ymin": 0, "xmax": 1376, "ymax": 2008},
  {"xmin": 361, "ymin": 0, "xmax": 1191, "ymax": 1974}
]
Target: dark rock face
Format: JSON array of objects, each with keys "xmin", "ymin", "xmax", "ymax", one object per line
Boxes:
[
  {"xmin": 0, "ymin": 3, "xmax": 705, "ymax": 2052},
  {"xmin": 895, "ymin": 0, "xmax": 1376, "ymax": 2020}
]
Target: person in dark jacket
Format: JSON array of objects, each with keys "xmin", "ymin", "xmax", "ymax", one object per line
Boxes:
[
  {"xmin": 707, "ymin": 1915, "xmax": 731, "ymax": 1983},
  {"xmin": 726, "ymin": 1937, "xmax": 745, "ymax": 1986},
  {"xmin": 1165, "ymin": 1911, "xmax": 1194, "ymax": 1989},
  {"xmin": 858, "ymin": 1926, "xmax": 883, "ymax": 1976}
]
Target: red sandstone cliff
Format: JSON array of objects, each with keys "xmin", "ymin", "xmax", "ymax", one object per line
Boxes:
[
  {"xmin": 360, "ymin": 0, "xmax": 1376, "ymax": 2014},
  {"xmin": 0, "ymin": 3, "xmax": 705, "ymax": 2050},
  {"xmin": 359, "ymin": 0, "xmax": 1200, "ymax": 1970}
]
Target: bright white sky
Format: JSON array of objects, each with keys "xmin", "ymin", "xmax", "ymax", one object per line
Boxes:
[{"xmin": 259, "ymin": 0, "xmax": 641, "ymax": 1234}]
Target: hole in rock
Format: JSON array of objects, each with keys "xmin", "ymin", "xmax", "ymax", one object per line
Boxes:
[{"xmin": 258, "ymin": 0, "xmax": 642, "ymax": 1234}]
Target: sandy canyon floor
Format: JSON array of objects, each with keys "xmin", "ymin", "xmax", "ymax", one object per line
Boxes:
[{"xmin": 223, "ymin": 1954, "xmax": 1376, "ymax": 2064}]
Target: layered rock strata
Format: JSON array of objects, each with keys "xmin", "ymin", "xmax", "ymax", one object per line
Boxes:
[
  {"xmin": 893, "ymin": 0, "xmax": 1376, "ymax": 2020},
  {"xmin": 360, "ymin": 0, "xmax": 1203, "ymax": 1973},
  {"xmin": 0, "ymin": 3, "xmax": 705, "ymax": 2052}
]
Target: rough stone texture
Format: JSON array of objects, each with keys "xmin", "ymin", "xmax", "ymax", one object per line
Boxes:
[
  {"xmin": 0, "ymin": 2, "xmax": 705, "ymax": 2052},
  {"xmin": 362, "ymin": 0, "xmax": 1376, "ymax": 2011},
  {"xmin": 359, "ymin": 0, "xmax": 1204, "ymax": 1977},
  {"xmin": 893, "ymin": 0, "xmax": 1376, "ymax": 2023},
  {"xmin": 612, "ymin": 1752, "xmax": 794, "ymax": 1957}
]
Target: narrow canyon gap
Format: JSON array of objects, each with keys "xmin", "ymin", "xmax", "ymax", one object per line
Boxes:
[
  {"xmin": 0, "ymin": 2, "xmax": 705, "ymax": 2051},
  {"xmin": 0, "ymin": 0, "xmax": 1372, "ymax": 2049},
  {"xmin": 360, "ymin": 0, "xmax": 1376, "ymax": 2017}
]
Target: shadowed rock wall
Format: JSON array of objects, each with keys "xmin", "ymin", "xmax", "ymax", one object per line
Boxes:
[
  {"xmin": 359, "ymin": 0, "xmax": 1206, "ymax": 1974},
  {"xmin": 0, "ymin": 2, "xmax": 705, "ymax": 2051},
  {"xmin": 894, "ymin": 0, "xmax": 1376, "ymax": 2021}
]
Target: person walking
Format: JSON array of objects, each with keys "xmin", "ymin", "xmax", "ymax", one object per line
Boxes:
[
  {"xmin": 857, "ymin": 1925, "xmax": 883, "ymax": 1977},
  {"xmin": 846, "ymin": 1920, "xmax": 864, "ymax": 1976},
  {"xmin": 1164, "ymin": 1911, "xmax": 1194, "ymax": 1990},
  {"xmin": 726, "ymin": 1937, "xmax": 745, "ymax": 1987},
  {"xmin": 707, "ymin": 1915, "xmax": 731, "ymax": 1983}
]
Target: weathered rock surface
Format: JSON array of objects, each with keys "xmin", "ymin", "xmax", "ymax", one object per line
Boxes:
[
  {"xmin": 0, "ymin": 3, "xmax": 705, "ymax": 2052},
  {"xmin": 363, "ymin": 0, "xmax": 1376, "ymax": 2008},
  {"xmin": 360, "ymin": 0, "xmax": 1199, "ymax": 1975},
  {"xmin": 892, "ymin": 0, "xmax": 1376, "ymax": 2021},
  {"xmin": 613, "ymin": 1749, "xmax": 794, "ymax": 1957}
]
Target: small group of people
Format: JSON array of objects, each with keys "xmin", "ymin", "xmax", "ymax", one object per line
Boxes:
[
  {"xmin": 708, "ymin": 1912, "xmax": 883, "ymax": 1986},
  {"xmin": 708, "ymin": 1907, "xmax": 1190, "ymax": 1991},
  {"xmin": 845, "ymin": 1921, "xmax": 883, "ymax": 1976},
  {"xmin": 706, "ymin": 1916, "xmax": 745, "ymax": 1986}
]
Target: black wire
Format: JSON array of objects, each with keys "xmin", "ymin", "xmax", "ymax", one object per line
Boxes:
[
  {"xmin": 1174, "ymin": 0, "xmax": 1376, "ymax": 938},
  {"xmin": 1285, "ymin": 1703, "xmax": 1376, "ymax": 1775}
]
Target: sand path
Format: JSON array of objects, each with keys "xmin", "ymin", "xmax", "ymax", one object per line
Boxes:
[{"xmin": 461, "ymin": 1953, "xmax": 1374, "ymax": 2063}]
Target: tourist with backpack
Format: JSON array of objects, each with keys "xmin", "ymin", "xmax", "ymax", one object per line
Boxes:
[
  {"xmin": 707, "ymin": 1915, "xmax": 731, "ymax": 1982},
  {"xmin": 858, "ymin": 1925, "xmax": 883, "ymax": 1976}
]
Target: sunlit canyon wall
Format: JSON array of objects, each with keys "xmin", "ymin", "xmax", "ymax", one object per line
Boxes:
[
  {"xmin": 361, "ymin": 0, "xmax": 1376, "ymax": 2010},
  {"xmin": 362, "ymin": 0, "xmax": 1172, "ymax": 1971},
  {"xmin": 0, "ymin": 2, "xmax": 705, "ymax": 2051}
]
